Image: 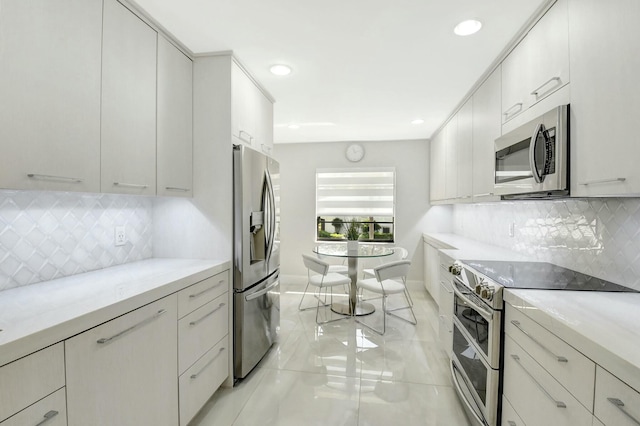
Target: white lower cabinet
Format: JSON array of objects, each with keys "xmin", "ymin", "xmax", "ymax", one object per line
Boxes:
[
  {"xmin": 503, "ymin": 334, "xmax": 593, "ymax": 425},
  {"xmin": 1, "ymin": 388, "xmax": 67, "ymax": 426},
  {"xmin": 423, "ymin": 241, "xmax": 440, "ymax": 299},
  {"xmin": 594, "ymin": 366, "xmax": 640, "ymax": 426},
  {"xmin": 179, "ymin": 338, "xmax": 229, "ymax": 426},
  {"xmin": 0, "ymin": 343, "xmax": 65, "ymax": 423},
  {"xmin": 501, "ymin": 395, "xmax": 525, "ymax": 426},
  {"xmin": 65, "ymin": 295, "xmax": 179, "ymax": 426},
  {"xmin": 437, "ymin": 253, "xmax": 454, "ymax": 357}
]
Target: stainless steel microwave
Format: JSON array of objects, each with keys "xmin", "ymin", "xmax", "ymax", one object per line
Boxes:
[{"xmin": 494, "ymin": 105, "xmax": 568, "ymax": 199}]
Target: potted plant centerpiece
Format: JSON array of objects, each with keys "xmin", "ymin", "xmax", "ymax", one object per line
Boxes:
[{"xmin": 345, "ymin": 219, "xmax": 361, "ymax": 254}]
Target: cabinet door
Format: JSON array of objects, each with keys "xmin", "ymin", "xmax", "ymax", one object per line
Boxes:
[
  {"xmin": 65, "ymin": 295, "xmax": 178, "ymax": 426},
  {"xmin": 502, "ymin": 0, "xmax": 569, "ymax": 124},
  {"xmin": 0, "ymin": 0, "xmax": 102, "ymax": 192},
  {"xmin": 457, "ymin": 100, "xmax": 473, "ymax": 201},
  {"xmin": 569, "ymin": 0, "xmax": 640, "ymax": 196},
  {"xmin": 157, "ymin": 37, "xmax": 193, "ymax": 197},
  {"xmin": 256, "ymin": 89, "xmax": 275, "ymax": 156},
  {"xmin": 444, "ymin": 116, "xmax": 458, "ymax": 201},
  {"xmin": 429, "ymin": 131, "xmax": 446, "ymax": 201},
  {"xmin": 231, "ymin": 62, "xmax": 258, "ymax": 148},
  {"xmin": 101, "ymin": 0, "xmax": 157, "ymax": 195},
  {"xmin": 472, "ymin": 68, "xmax": 501, "ymax": 202}
]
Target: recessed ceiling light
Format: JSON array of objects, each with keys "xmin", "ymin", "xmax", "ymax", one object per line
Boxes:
[
  {"xmin": 270, "ymin": 64, "xmax": 292, "ymax": 76},
  {"xmin": 288, "ymin": 124, "xmax": 300, "ymax": 129},
  {"xmin": 454, "ymin": 19, "xmax": 482, "ymax": 36},
  {"xmin": 411, "ymin": 119, "xmax": 425, "ymax": 125}
]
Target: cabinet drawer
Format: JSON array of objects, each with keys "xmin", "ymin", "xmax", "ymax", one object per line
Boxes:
[
  {"xmin": 0, "ymin": 343, "xmax": 65, "ymax": 422},
  {"xmin": 503, "ymin": 335, "xmax": 593, "ymax": 426},
  {"xmin": 178, "ymin": 293, "xmax": 229, "ymax": 374},
  {"xmin": 501, "ymin": 395, "xmax": 525, "ymax": 426},
  {"xmin": 505, "ymin": 304, "xmax": 595, "ymax": 409},
  {"xmin": 1, "ymin": 387, "xmax": 66, "ymax": 426},
  {"xmin": 178, "ymin": 271, "xmax": 229, "ymax": 318},
  {"xmin": 179, "ymin": 338, "xmax": 229, "ymax": 426},
  {"xmin": 594, "ymin": 366, "xmax": 640, "ymax": 426}
]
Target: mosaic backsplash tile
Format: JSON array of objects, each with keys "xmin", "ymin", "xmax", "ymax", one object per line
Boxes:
[
  {"xmin": 0, "ymin": 190, "xmax": 153, "ymax": 291},
  {"xmin": 453, "ymin": 198, "xmax": 640, "ymax": 290}
]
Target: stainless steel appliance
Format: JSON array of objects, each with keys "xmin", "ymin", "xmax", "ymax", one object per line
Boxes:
[
  {"xmin": 233, "ymin": 144, "xmax": 280, "ymax": 380},
  {"xmin": 449, "ymin": 259, "xmax": 638, "ymax": 426},
  {"xmin": 494, "ymin": 105, "xmax": 569, "ymax": 199}
]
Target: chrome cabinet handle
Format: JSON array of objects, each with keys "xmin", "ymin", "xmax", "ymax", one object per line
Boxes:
[
  {"xmin": 113, "ymin": 182, "xmax": 149, "ymax": 189},
  {"xmin": 507, "ymin": 421, "xmax": 517, "ymax": 426},
  {"xmin": 165, "ymin": 186, "xmax": 190, "ymax": 192},
  {"xmin": 531, "ymin": 76, "xmax": 561, "ymax": 96},
  {"xmin": 190, "ymin": 347, "xmax": 226, "ymax": 380},
  {"xmin": 608, "ymin": 397, "xmax": 640, "ymax": 425},
  {"xmin": 579, "ymin": 177, "xmax": 626, "ymax": 186},
  {"xmin": 511, "ymin": 354, "xmax": 566, "ymax": 408},
  {"xmin": 510, "ymin": 320, "xmax": 568, "ymax": 362},
  {"xmin": 189, "ymin": 280, "xmax": 226, "ymax": 299},
  {"xmin": 238, "ymin": 130, "xmax": 254, "ymax": 144},
  {"xmin": 474, "ymin": 192, "xmax": 494, "ymax": 197},
  {"xmin": 35, "ymin": 410, "xmax": 59, "ymax": 426},
  {"xmin": 27, "ymin": 173, "xmax": 83, "ymax": 183},
  {"xmin": 189, "ymin": 303, "xmax": 225, "ymax": 326},
  {"xmin": 503, "ymin": 102, "xmax": 523, "ymax": 118},
  {"xmin": 97, "ymin": 309, "xmax": 166, "ymax": 344},
  {"xmin": 439, "ymin": 281, "xmax": 453, "ymax": 294}
]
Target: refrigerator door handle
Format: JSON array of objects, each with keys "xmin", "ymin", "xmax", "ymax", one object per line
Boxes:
[
  {"xmin": 264, "ymin": 169, "xmax": 276, "ymax": 265},
  {"xmin": 245, "ymin": 280, "xmax": 279, "ymax": 301}
]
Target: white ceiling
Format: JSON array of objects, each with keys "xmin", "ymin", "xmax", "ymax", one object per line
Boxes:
[{"xmin": 132, "ymin": 0, "xmax": 549, "ymax": 144}]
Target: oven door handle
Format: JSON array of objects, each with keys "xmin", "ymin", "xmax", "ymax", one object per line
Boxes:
[
  {"xmin": 452, "ymin": 284, "xmax": 493, "ymax": 322},
  {"xmin": 450, "ymin": 359, "xmax": 489, "ymax": 426}
]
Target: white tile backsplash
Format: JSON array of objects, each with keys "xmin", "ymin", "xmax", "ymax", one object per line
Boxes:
[
  {"xmin": 0, "ymin": 190, "xmax": 152, "ymax": 290},
  {"xmin": 453, "ymin": 198, "xmax": 640, "ymax": 289}
]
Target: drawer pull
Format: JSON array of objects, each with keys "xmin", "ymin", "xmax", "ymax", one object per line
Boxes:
[
  {"xmin": 607, "ymin": 397, "xmax": 640, "ymax": 425},
  {"xmin": 510, "ymin": 320, "xmax": 568, "ymax": 362},
  {"xmin": 530, "ymin": 76, "xmax": 561, "ymax": 96},
  {"xmin": 97, "ymin": 309, "xmax": 166, "ymax": 344},
  {"xmin": 503, "ymin": 102, "xmax": 523, "ymax": 118},
  {"xmin": 511, "ymin": 354, "xmax": 566, "ymax": 408},
  {"xmin": 113, "ymin": 182, "xmax": 149, "ymax": 189},
  {"xmin": 189, "ymin": 303, "xmax": 225, "ymax": 326},
  {"xmin": 474, "ymin": 192, "xmax": 494, "ymax": 197},
  {"xmin": 238, "ymin": 130, "xmax": 254, "ymax": 144},
  {"xmin": 27, "ymin": 173, "xmax": 83, "ymax": 183},
  {"xmin": 507, "ymin": 422, "xmax": 517, "ymax": 426},
  {"xmin": 165, "ymin": 186, "xmax": 191, "ymax": 192},
  {"xmin": 190, "ymin": 347, "xmax": 226, "ymax": 380},
  {"xmin": 189, "ymin": 280, "xmax": 226, "ymax": 299},
  {"xmin": 439, "ymin": 281, "xmax": 453, "ymax": 294},
  {"xmin": 35, "ymin": 410, "xmax": 59, "ymax": 426},
  {"xmin": 579, "ymin": 177, "xmax": 626, "ymax": 186}
]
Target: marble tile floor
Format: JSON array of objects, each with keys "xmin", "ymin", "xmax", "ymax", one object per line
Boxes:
[{"xmin": 191, "ymin": 277, "xmax": 471, "ymax": 426}]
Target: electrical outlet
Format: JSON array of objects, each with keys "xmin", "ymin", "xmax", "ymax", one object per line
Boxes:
[
  {"xmin": 508, "ymin": 222, "xmax": 515, "ymax": 238},
  {"xmin": 115, "ymin": 226, "xmax": 126, "ymax": 246}
]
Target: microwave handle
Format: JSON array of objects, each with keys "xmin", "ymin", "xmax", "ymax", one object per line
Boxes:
[{"xmin": 529, "ymin": 123, "xmax": 546, "ymax": 183}]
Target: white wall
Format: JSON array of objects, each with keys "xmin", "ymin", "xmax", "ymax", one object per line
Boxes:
[{"xmin": 274, "ymin": 139, "xmax": 452, "ymax": 281}]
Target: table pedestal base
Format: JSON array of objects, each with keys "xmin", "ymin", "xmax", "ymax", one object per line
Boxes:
[{"xmin": 331, "ymin": 302, "xmax": 375, "ymax": 316}]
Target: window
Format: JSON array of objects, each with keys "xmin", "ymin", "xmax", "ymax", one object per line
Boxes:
[{"xmin": 316, "ymin": 168, "xmax": 395, "ymax": 242}]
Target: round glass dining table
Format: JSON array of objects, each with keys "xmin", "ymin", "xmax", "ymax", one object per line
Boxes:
[{"xmin": 313, "ymin": 243, "xmax": 394, "ymax": 316}]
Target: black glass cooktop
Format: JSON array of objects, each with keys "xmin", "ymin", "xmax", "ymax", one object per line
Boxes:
[{"xmin": 463, "ymin": 260, "xmax": 638, "ymax": 292}]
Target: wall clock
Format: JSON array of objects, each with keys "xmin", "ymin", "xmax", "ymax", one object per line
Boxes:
[{"xmin": 345, "ymin": 144, "xmax": 365, "ymax": 162}]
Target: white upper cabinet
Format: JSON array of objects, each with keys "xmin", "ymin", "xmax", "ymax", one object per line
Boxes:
[
  {"xmin": 231, "ymin": 62, "xmax": 274, "ymax": 155},
  {"xmin": 456, "ymin": 99, "xmax": 473, "ymax": 201},
  {"xmin": 0, "ymin": 0, "xmax": 102, "ymax": 192},
  {"xmin": 157, "ymin": 37, "xmax": 193, "ymax": 198},
  {"xmin": 472, "ymin": 68, "xmax": 502, "ymax": 202},
  {"xmin": 101, "ymin": 0, "xmax": 158, "ymax": 195},
  {"xmin": 429, "ymin": 130, "xmax": 446, "ymax": 202},
  {"xmin": 501, "ymin": 0, "xmax": 570, "ymax": 127},
  {"xmin": 444, "ymin": 115, "xmax": 458, "ymax": 201},
  {"xmin": 569, "ymin": 0, "xmax": 640, "ymax": 196}
]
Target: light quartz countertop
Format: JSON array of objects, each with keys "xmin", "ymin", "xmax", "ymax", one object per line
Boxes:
[
  {"xmin": 424, "ymin": 232, "xmax": 640, "ymax": 392},
  {"xmin": 0, "ymin": 258, "xmax": 230, "ymax": 367}
]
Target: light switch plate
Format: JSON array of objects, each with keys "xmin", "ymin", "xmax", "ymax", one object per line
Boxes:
[{"xmin": 115, "ymin": 226, "xmax": 126, "ymax": 246}]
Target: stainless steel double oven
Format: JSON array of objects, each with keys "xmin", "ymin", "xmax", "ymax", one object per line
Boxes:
[{"xmin": 450, "ymin": 265, "xmax": 503, "ymax": 426}]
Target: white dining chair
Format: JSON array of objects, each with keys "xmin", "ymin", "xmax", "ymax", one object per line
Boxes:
[
  {"xmin": 356, "ymin": 259, "xmax": 417, "ymax": 335},
  {"xmin": 362, "ymin": 247, "xmax": 408, "ymax": 279},
  {"xmin": 299, "ymin": 254, "xmax": 352, "ymax": 325}
]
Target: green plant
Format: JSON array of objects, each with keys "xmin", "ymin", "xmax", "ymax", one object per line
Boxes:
[{"xmin": 345, "ymin": 219, "xmax": 361, "ymax": 241}]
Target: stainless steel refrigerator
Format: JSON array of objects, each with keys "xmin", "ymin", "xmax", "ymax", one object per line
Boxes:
[{"xmin": 233, "ymin": 144, "xmax": 280, "ymax": 380}]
